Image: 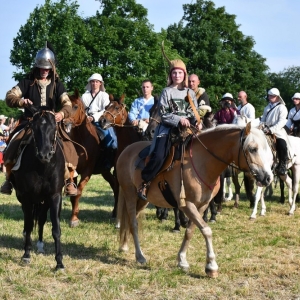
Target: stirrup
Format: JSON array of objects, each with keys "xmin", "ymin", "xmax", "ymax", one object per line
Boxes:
[
  {"xmin": 137, "ymin": 182, "xmax": 149, "ymax": 201},
  {"xmin": 64, "ymin": 182, "xmax": 78, "ymax": 196}
]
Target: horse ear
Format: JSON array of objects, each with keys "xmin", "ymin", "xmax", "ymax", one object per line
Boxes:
[
  {"xmin": 120, "ymin": 94, "xmax": 125, "ymax": 104},
  {"xmin": 109, "ymin": 94, "xmax": 114, "ymax": 102},
  {"xmin": 74, "ymin": 88, "xmax": 80, "ymax": 98},
  {"xmin": 245, "ymin": 122, "xmax": 251, "ymax": 136}
]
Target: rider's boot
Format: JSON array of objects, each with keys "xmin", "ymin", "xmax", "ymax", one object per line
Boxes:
[
  {"xmin": 0, "ymin": 163, "xmax": 13, "ymax": 195},
  {"xmin": 137, "ymin": 181, "xmax": 150, "ymax": 201},
  {"xmin": 277, "ymin": 160, "xmax": 288, "ymax": 176},
  {"xmin": 65, "ymin": 168, "xmax": 78, "ymax": 196}
]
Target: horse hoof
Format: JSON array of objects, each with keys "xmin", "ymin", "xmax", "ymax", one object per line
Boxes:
[
  {"xmin": 22, "ymin": 257, "xmax": 30, "ymax": 264},
  {"xmin": 209, "ymin": 220, "xmax": 216, "ymax": 223},
  {"xmin": 55, "ymin": 264, "xmax": 65, "ymax": 271},
  {"xmin": 69, "ymin": 220, "xmax": 80, "ymax": 228},
  {"xmin": 249, "ymin": 217, "xmax": 256, "ymax": 221},
  {"xmin": 172, "ymin": 229, "xmax": 181, "ymax": 233},
  {"xmin": 160, "ymin": 219, "xmax": 167, "ymax": 223},
  {"xmin": 205, "ymin": 269, "xmax": 218, "ymax": 278}
]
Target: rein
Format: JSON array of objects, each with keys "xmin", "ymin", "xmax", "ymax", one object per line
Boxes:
[
  {"xmin": 31, "ymin": 110, "xmax": 58, "ymax": 157},
  {"xmin": 189, "ymin": 127, "xmax": 259, "ymax": 188},
  {"xmin": 102, "ymin": 104, "xmax": 141, "ymax": 128}
]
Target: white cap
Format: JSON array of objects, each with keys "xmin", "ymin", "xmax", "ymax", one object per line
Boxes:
[
  {"xmin": 0, "ymin": 115, "xmax": 8, "ymax": 120},
  {"xmin": 291, "ymin": 92, "xmax": 300, "ymax": 100},
  {"xmin": 268, "ymin": 88, "xmax": 285, "ymax": 105},
  {"xmin": 220, "ymin": 93, "xmax": 234, "ymax": 102},
  {"xmin": 85, "ymin": 73, "xmax": 105, "ymax": 92}
]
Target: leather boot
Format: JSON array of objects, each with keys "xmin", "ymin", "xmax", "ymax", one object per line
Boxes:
[
  {"xmin": 65, "ymin": 168, "xmax": 78, "ymax": 196},
  {"xmin": 276, "ymin": 161, "xmax": 287, "ymax": 176},
  {"xmin": 0, "ymin": 164, "xmax": 13, "ymax": 195},
  {"xmin": 137, "ymin": 181, "xmax": 150, "ymax": 201}
]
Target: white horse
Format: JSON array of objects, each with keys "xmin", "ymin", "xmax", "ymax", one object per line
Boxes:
[
  {"xmin": 250, "ymin": 135, "xmax": 300, "ymax": 218},
  {"xmin": 235, "ymin": 116, "xmax": 300, "ymax": 218}
]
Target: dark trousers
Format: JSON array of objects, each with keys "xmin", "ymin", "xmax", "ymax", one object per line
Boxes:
[
  {"xmin": 276, "ymin": 138, "xmax": 288, "ymax": 162},
  {"xmin": 141, "ymin": 135, "xmax": 171, "ymax": 182}
]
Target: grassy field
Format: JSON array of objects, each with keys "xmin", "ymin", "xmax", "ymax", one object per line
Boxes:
[{"xmin": 0, "ymin": 171, "xmax": 300, "ymax": 300}]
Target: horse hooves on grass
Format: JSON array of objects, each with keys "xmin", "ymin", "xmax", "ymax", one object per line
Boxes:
[
  {"xmin": 55, "ymin": 264, "xmax": 65, "ymax": 272},
  {"xmin": 209, "ymin": 220, "xmax": 216, "ymax": 223},
  {"xmin": 205, "ymin": 269, "xmax": 218, "ymax": 278},
  {"xmin": 249, "ymin": 217, "xmax": 256, "ymax": 221},
  {"xmin": 21, "ymin": 257, "xmax": 30, "ymax": 264},
  {"xmin": 69, "ymin": 220, "xmax": 80, "ymax": 228},
  {"xmin": 172, "ymin": 229, "xmax": 181, "ymax": 233}
]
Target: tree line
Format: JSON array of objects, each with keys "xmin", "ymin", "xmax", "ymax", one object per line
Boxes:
[{"xmin": 1, "ymin": 0, "xmax": 299, "ymax": 118}]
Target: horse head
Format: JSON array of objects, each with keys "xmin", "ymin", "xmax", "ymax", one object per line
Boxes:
[
  {"xmin": 144, "ymin": 95, "xmax": 160, "ymax": 140},
  {"xmin": 242, "ymin": 123, "xmax": 274, "ymax": 186},
  {"xmin": 64, "ymin": 89, "xmax": 86, "ymax": 131},
  {"xmin": 99, "ymin": 94, "xmax": 127, "ymax": 129},
  {"xmin": 29, "ymin": 105, "xmax": 58, "ymax": 163}
]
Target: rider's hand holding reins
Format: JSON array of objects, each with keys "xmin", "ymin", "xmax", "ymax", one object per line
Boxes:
[
  {"xmin": 180, "ymin": 118, "xmax": 190, "ymax": 127},
  {"xmin": 19, "ymin": 98, "xmax": 33, "ymax": 107},
  {"xmin": 55, "ymin": 112, "xmax": 63, "ymax": 123}
]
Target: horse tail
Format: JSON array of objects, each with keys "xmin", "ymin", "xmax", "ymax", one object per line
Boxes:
[{"xmin": 118, "ymin": 187, "xmax": 130, "ymax": 251}]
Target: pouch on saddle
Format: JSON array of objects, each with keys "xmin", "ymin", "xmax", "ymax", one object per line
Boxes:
[{"xmin": 4, "ymin": 127, "xmax": 32, "ymax": 165}]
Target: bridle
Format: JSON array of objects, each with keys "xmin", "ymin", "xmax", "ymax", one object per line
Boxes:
[
  {"xmin": 31, "ymin": 110, "xmax": 58, "ymax": 157},
  {"xmin": 189, "ymin": 127, "xmax": 262, "ymax": 189},
  {"xmin": 102, "ymin": 103, "xmax": 133, "ymax": 127}
]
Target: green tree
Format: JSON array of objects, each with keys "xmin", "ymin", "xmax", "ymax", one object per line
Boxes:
[
  {"xmin": 10, "ymin": 0, "xmax": 91, "ymax": 93},
  {"xmin": 10, "ymin": 0, "xmax": 175, "ymax": 104},
  {"xmin": 0, "ymin": 101, "xmax": 23, "ymax": 120},
  {"xmin": 166, "ymin": 0, "xmax": 269, "ymax": 115},
  {"xmin": 85, "ymin": 0, "xmax": 175, "ymax": 103},
  {"xmin": 268, "ymin": 66, "xmax": 300, "ymax": 111}
]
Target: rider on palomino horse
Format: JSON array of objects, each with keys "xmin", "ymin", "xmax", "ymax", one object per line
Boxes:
[
  {"xmin": 137, "ymin": 42, "xmax": 202, "ymax": 201},
  {"xmin": 0, "ymin": 42, "xmax": 78, "ymax": 196}
]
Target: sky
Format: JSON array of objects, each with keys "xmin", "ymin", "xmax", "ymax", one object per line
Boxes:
[{"xmin": 1, "ymin": 0, "xmax": 299, "ymax": 99}]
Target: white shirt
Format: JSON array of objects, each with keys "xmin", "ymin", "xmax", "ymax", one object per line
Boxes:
[
  {"xmin": 81, "ymin": 90, "xmax": 110, "ymax": 122},
  {"xmin": 237, "ymin": 102, "xmax": 255, "ymax": 120}
]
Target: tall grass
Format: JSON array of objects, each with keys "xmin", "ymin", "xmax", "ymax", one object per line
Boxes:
[{"xmin": 0, "ymin": 171, "xmax": 300, "ymax": 300}]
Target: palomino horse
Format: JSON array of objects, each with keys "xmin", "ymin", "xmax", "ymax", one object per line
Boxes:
[
  {"xmin": 117, "ymin": 123, "xmax": 273, "ymax": 277},
  {"xmin": 10, "ymin": 106, "xmax": 65, "ymax": 269},
  {"xmin": 98, "ymin": 95, "xmax": 188, "ymax": 231},
  {"xmin": 65, "ymin": 90, "xmax": 117, "ymax": 227},
  {"xmin": 147, "ymin": 105, "xmax": 217, "ymax": 224}
]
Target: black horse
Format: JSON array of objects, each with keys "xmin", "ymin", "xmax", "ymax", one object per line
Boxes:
[{"xmin": 9, "ymin": 105, "xmax": 65, "ymax": 270}]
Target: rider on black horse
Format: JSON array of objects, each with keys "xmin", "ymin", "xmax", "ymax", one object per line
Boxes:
[{"xmin": 0, "ymin": 42, "xmax": 78, "ymax": 196}]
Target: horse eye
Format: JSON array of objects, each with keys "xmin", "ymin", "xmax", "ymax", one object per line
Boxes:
[
  {"xmin": 249, "ymin": 147, "xmax": 257, "ymax": 154},
  {"xmin": 74, "ymin": 105, "xmax": 78, "ymax": 109}
]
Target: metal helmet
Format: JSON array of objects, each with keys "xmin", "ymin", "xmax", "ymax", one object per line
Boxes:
[{"xmin": 35, "ymin": 46, "xmax": 55, "ymax": 69}]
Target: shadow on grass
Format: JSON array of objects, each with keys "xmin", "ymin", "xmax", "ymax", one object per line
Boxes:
[{"xmin": 0, "ymin": 233, "xmax": 127, "ymax": 265}]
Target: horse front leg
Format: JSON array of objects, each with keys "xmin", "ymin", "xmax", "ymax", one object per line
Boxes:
[
  {"xmin": 50, "ymin": 193, "xmax": 64, "ymax": 270},
  {"xmin": 37, "ymin": 202, "xmax": 49, "ymax": 254},
  {"xmin": 281, "ymin": 174, "xmax": 296, "ymax": 215},
  {"xmin": 102, "ymin": 169, "xmax": 118, "ymax": 218},
  {"xmin": 179, "ymin": 202, "xmax": 218, "ymax": 278},
  {"xmin": 250, "ymin": 186, "xmax": 263, "ymax": 220},
  {"xmin": 69, "ymin": 176, "xmax": 88, "ymax": 227},
  {"xmin": 22, "ymin": 204, "xmax": 34, "ymax": 264}
]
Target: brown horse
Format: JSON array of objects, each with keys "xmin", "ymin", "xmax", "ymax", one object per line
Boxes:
[
  {"xmin": 116, "ymin": 123, "xmax": 273, "ymax": 277},
  {"xmin": 65, "ymin": 90, "xmax": 117, "ymax": 227}
]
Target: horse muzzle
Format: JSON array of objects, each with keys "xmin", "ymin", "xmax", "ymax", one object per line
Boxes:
[{"xmin": 255, "ymin": 171, "xmax": 273, "ymax": 187}]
